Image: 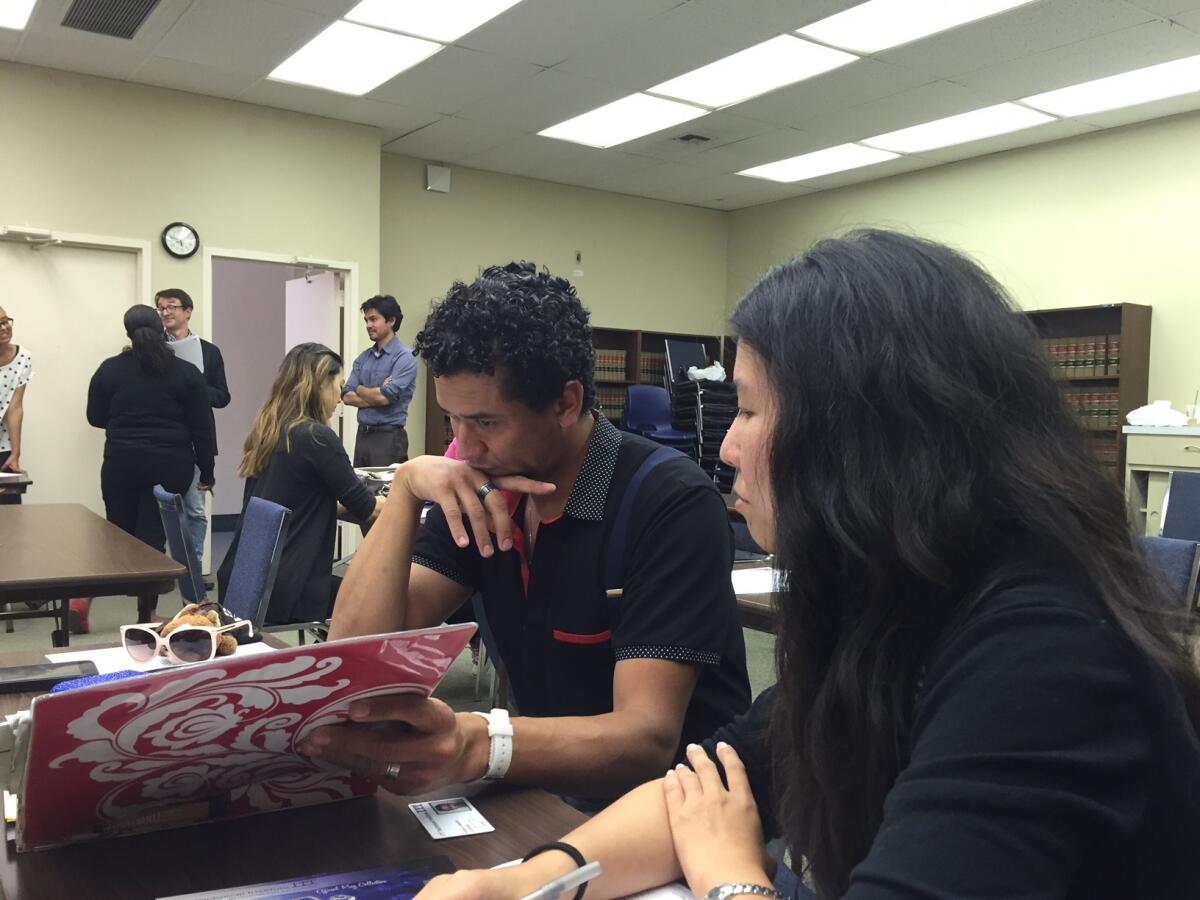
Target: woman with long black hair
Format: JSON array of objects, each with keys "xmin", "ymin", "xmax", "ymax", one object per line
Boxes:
[
  {"xmin": 85, "ymin": 303, "xmax": 214, "ymax": 630},
  {"xmin": 417, "ymin": 231, "xmax": 1200, "ymax": 899}
]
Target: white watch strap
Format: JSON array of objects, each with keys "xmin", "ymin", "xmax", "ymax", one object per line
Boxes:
[{"xmin": 471, "ymin": 708, "xmax": 513, "ymax": 781}]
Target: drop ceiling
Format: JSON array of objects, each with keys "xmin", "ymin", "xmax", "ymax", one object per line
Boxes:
[{"xmin": 4, "ymin": 0, "xmax": 1200, "ymax": 209}]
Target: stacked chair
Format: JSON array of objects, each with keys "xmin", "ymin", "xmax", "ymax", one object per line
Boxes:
[
  {"xmin": 664, "ymin": 339, "xmax": 737, "ymax": 492},
  {"xmin": 622, "ymin": 385, "xmax": 696, "ymax": 454}
]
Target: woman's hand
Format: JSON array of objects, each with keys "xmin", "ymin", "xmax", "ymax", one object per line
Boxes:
[
  {"xmin": 395, "ymin": 456, "xmax": 555, "ymax": 558},
  {"xmin": 663, "ymin": 742, "xmax": 771, "ymax": 900},
  {"xmin": 0, "ymin": 454, "xmax": 21, "ymax": 473},
  {"xmin": 416, "ymin": 856, "xmax": 571, "ymax": 900}
]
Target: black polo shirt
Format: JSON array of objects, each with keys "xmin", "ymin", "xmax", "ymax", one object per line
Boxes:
[{"xmin": 412, "ymin": 414, "xmax": 750, "ymax": 756}]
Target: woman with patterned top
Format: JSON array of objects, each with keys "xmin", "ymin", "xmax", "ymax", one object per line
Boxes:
[{"xmin": 0, "ymin": 306, "xmax": 33, "ymax": 505}]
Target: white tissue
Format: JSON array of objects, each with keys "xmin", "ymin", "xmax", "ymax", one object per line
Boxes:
[
  {"xmin": 686, "ymin": 361, "xmax": 727, "ymax": 382},
  {"xmin": 1126, "ymin": 402, "xmax": 1188, "ymax": 427}
]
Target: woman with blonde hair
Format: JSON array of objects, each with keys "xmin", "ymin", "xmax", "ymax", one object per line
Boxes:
[{"xmin": 217, "ymin": 342, "xmax": 379, "ymax": 624}]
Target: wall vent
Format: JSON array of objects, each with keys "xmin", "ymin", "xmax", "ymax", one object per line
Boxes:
[{"xmin": 62, "ymin": 0, "xmax": 161, "ymax": 39}]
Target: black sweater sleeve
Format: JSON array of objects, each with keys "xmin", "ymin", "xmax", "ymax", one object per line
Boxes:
[
  {"xmin": 303, "ymin": 424, "xmax": 375, "ymax": 522},
  {"xmin": 86, "ymin": 361, "xmax": 111, "ymax": 429},
  {"xmin": 181, "ymin": 365, "xmax": 216, "ymax": 484}
]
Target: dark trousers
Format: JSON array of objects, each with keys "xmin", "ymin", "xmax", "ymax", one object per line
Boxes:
[
  {"xmin": 353, "ymin": 425, "xmax": 408, "ymax": 467},
  {"xmin": 101, "ymin": 456, "xmax": 194, "ymax": 619},
  {"xmin": 0, "ymin": 450, "xmax": 19, "ymax": 505}
]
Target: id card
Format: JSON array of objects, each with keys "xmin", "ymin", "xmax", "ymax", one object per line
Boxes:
[{"xmin": 408, "ymin": 797, "xmax": 495, "ymax": 839}]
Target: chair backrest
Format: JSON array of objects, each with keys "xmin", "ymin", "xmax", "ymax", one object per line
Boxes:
[
  {"xmin": 223, "ymin": 497, "xmax": 292, "ymax": 628},
  {"xmin": 1137, "ymin": 535, "xmax": 1200, "ymax": 612},
  {"xmin": 1161, "ymin": 471, "xmax": 1200, "ymax": 540},
  {"xmin": 153, "ymin": 484, "xmax": 206, "ymax": 605},
  {"xmin": 624, "ymin": 385, "xmax": 671, "ymax": 430},
  {"xmin": 664, "ymin": 339, "xmax": 708, "ymax": 385}
]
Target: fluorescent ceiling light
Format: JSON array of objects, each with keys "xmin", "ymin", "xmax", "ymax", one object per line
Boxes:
[
  {"xmin": 269, "ymin": 21, "xmax": 442, "ymax": 96},
  {"xmin": 539, "ymin": 94, "xmax": 708, "ymax": 149},
  {"xmin": 798, "ymin": 0, "xmax": 1040, "ymax": 54},
  {"xmin": 862, "ymin": 102, "xmax": 1055, "ymax": 153},
  {"xmin": 1022, "ymin": 53, "xmax": 1200, "ymax": 117},
  {"xmin": 649, "ymin": 35, "xmax": 856, "ymax": 109},
  {"xmin": 0, "ymin": 0, "xmax": 35, "ymax": 30},
  {"xmin": 345, "ymin": 0, "xmax": 523, "ymax": 43},
  {"xmin": 738, "ymin": 143, "xmax": 898, "ymax": 182}
]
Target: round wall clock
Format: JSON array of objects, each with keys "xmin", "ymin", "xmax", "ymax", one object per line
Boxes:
[{"xmin": 161, "ymin": 222, "xmax": 199, "ymax": 259}]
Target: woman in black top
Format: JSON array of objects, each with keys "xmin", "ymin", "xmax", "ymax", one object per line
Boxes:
[
  {"xmin": 86, "ymin": 304, "xmax": 215, "ymax": 627},
  {"xmin": 418, "ymin": 232, "xmax": 1200, "ymax": 900},
  {"xmin": 217, "ymin": 343, "xmax": 378, "ymax": 624}
]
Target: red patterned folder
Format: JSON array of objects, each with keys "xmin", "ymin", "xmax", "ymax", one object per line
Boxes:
[{"xmin": 17, "ymin": 623, "xmax": 477, "ymax": 851}]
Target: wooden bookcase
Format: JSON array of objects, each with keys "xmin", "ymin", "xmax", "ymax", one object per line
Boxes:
[
  {"xmin": 422, "ymin": 326, "xmax": 725, "ymax": 454},
  {"xmin": 1022, "ymin": 303, "xmax": 1151, "ymax": 482}
]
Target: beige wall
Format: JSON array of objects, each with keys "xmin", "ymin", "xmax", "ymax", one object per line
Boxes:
[
  {"xmin": 0, "ymin": 62, "xmax": 381, "ymax": 341},
  {"xmin": 727, "ymin": 110, "xmax": 1200, "ymax": 412},
  {"xmin": 379, "ymin": 154, "xmax": 730, "ymax": 455}
]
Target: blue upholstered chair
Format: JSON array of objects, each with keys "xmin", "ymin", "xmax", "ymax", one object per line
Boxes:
[
  {"xmin": 1137, "ymin": 535, "xmax": 1200, "ymax": 613},
  {"xmin": 221, "ymin": 497, "xmax": 291, "ymax": 630},
  {"xmin": 153, "ymin": 485, "xmax": 206, "ymax": 605},
  {"xmin": 622, "ymin": 385, "xmax": 695, "ymax": 448},
  {"xmin": 1160, "ymin": 471, "xmax": 1200, "ymax": 541}
]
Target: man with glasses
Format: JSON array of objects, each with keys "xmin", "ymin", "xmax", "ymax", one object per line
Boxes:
[{"xmin": 156, "ymin": 289, "xmax": 230, "ymax": 573}]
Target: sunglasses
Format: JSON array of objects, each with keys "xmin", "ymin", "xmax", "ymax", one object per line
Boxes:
[{"xmin": 120, "ymin": 619, "xmax": 252, "ymax": 665}]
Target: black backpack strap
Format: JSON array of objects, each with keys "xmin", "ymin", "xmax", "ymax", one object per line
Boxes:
[{"xmin": 603, "ymin": 446, "xmax": 685, "ymax": 616}]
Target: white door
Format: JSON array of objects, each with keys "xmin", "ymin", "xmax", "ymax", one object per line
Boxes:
[
  {"xmin": 284, "ymin": 271, "xmax": 339, "ymax": 352},
  {"xmin": 0, "ymin": 242, "xmax": 140, "ymax": 515}
]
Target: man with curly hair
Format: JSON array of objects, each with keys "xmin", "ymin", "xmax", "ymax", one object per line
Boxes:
[{"xmin": 318, "ymin": 262, "xmax": 750, "ymax": 803}]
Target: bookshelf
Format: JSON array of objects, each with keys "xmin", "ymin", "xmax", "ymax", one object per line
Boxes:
[
  {"xmin": 1023, "ymin": 303, "xmax": 1151, "ymax": 482},
  {"xmin": 422, "ymin": 326, "xmax": 726, "ymax": 455}
]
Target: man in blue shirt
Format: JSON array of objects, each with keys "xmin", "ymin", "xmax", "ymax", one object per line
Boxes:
[{"xmin": 342, "ymin": 295, "xmax": 418, "ymax": 466}]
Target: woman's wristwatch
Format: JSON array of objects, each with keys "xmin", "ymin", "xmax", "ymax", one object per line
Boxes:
[{"xmin": 703, "ymin": 884, "xmax": 784, "ymax": 900}]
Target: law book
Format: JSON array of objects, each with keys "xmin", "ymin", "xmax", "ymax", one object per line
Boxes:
[{"xmin": 12, "ymin": 623, "xmax": 476, "ymax": 851}]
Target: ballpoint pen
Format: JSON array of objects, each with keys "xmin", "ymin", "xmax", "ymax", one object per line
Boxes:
[{"xmin": 519, "ymin": 861, "xmax": 603, "ymax": 900}]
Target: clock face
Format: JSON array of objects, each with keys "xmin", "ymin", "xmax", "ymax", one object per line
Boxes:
[{"xmin": 162, "ymin": 222, "xmax": 199, "ymax": 259}]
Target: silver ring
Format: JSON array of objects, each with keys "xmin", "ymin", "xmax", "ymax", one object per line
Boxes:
[
  {"xmin": 383, "ymin": 762, "xmax": 402, "ymax": 780},
  {"xmin": 476, "ymin": 481, "xmax": 496, "ymax": 500}
]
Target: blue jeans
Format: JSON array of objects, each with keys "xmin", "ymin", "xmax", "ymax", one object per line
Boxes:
[
  {"xmin": 182, "ymin": 465, "xmax": 207, "ymax": 569},
  {"xmin": 773, "ymin": 861, "xmax": 815, "ymax": 900}
]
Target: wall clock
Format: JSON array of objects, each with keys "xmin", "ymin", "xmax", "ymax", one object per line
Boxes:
[{"xmin": 161, "ymin": 222, "xmax": 199, "ymax": 259}]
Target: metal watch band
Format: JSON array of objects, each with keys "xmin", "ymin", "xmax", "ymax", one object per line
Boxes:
[
  {"xmin": 703, "ymin": 884, "xmax": 784, "ymax": 900},
  {"xmin": 470, "ymin": 708, "xmax": 513, "ymax": 781}
]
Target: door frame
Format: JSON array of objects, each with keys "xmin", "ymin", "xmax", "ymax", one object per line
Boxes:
[
  {"xmin": 0, "ymin": 229, "xmax": 151, "ymax": 302},
  {"xmin": 201, "ymin": 247, "xmax": 362, "ymax": 559}
]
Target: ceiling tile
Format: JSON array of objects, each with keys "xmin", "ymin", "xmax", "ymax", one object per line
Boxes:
[
  {"xmin": 730, "ymin": 58, "xmax": 929, "ymax": 128},
  {"xmin": 334, "ymin": 98, "xmax": 442, "ymax": 141},
  {"xmin": 593, "ymin": 161, "xmax": 721, "ymax": 197},
  {"xmin": 367, "ymin": 47, "xmax": 542, "ymax": 116},
  {"xmin": 383, "ymin": 117, "xmax": 526, "ymax": 163},
  {"xmin": 616, "ymin": 111, "xmax": 776, "ymax": 162},
  {"xmin": 1124, "ymin": 1, "xmax": 1200, "ymax": 14},
  {"xmin": 237, "ymin": 78, "xmax": 350, "ymax": 118},
  {"xmin": 457, "ymin": 134, "xmax": 661, "ymax": 184},
  {"xmin": 707, "ymin": 184, "xmax": 818, "ymax": 211},
  {"xmin": 681, "ymin": 0, "xmax": 866, "ymax": 34},
  {"xmin": 154, "ymin": 0, "xmax": 332, "ymax": 77},
  {"xmin": 954, "ymin": 18, "xmax": 1200, "ymax": 99},
  {"xmin": 16, "ymin": 32, "xmax": 146, "ymax": 80},
  {"xmin": 28, "ymin": 0, "xmax": 193, "ymax": 48},
  {"xmin": 454, "ymin": 69, "xmax": 629, "ymax": 134},
  {"xmin": 646, "ymin": 171, "xmax": 811, "ymax": 206},
  {"xmin": 457, "ymin": 0, "xmax": 682, "ymax": 67},
  {"xmin": 553, "ymin": 3, "xmax": 786, "ymax": 93},
  {"xmin": 270, "ymin": 0, "xmax": 358, "ymax": 15},
  {"xmin": 912, "ymin": 117, "xmax": 1096, "ymax": 163},
  {"xmin": 0, "ymin": 31, "xmax": 22, "ymax": 59},
  {"xmin": 130, "ymin": 57, "xmax": 259, "ymax": 101},
  {"xmin": 800, "ymin": 80, "xmax": 999, "ymax": 145},
  {"xmin": 881, "ymin": 0, "xmax": 1154, "ymax": 79},
  {"xmin": 1070, "ymin": 90, "xmax": 1200, "ymax": 130},
  {"xmin": 679, "ymin": 128, "xmax": 832, "ymax": 177}
]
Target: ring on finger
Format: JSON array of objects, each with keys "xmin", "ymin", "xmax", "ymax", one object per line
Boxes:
[
  {"xmin": 476, "ymin": 481, "xmax": 497, "ymax": 500},
  {"xmin": 383, "ymin": 762, "xmax": 402, "ymax": 780}
]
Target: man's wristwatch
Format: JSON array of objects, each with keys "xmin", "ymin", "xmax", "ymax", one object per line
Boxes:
[
  {"xmin": 703, "ymin": 885, "xmax": 784, "ymax": 900},
  {"xmin": 470, "ymin": 708, "xmax": 513, "ymax": 781}
]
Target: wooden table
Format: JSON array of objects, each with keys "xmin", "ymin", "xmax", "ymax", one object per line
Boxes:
[
  {"xmin": 0, "ymin": 504, "xmax": 184, "ymax": 647},
  {"xmin": 0, "ymin": 646, "xmax": 588, "ymax": 900}
]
